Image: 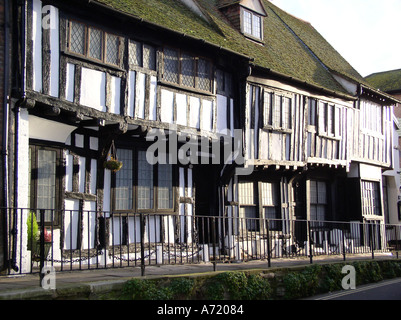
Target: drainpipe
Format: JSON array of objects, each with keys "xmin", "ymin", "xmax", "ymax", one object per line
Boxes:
[
  {"xmin": 2, "ymin": 0, "xmax": 10, "ymax": 271},
  {"xmin": 10, "ymin": 0, "xmax": 27, "ymax": 273}
]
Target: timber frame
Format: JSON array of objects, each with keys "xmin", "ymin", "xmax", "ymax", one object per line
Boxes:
[{"xmin": 1, "ymin": 0, "xmax": 401, "ymax": 273}]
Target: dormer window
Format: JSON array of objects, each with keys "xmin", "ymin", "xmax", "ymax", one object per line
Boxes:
[
  {"xmin": 218, "ymin": 0, "xmax": 267, "ymax": 43},
  {"xmin": 242, "ymin": 8, "xmax": 262, "ymax": 40}
]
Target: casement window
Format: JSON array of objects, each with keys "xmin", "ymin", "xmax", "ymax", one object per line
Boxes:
[
  {"xmin": 68, "ymin": 20, "xmax": 122, "ymax": 66},
  {"xmin": 162, "ymin": 48, "xmax": 213, "ymax": 93},
  {"xmin": 360, "ymin": 101, "xmax": 383, "ymax": 134},
  {"xmin": 260, "ymin": 182, "xmax": 281, "ymax": 231},
  {"xmin": 263, "ymin": 90, "xmax": 292, "ymax": 131},
  {"xmin": 238, "ymin": 180, "xmax": 282, "ymax": 231},
  {"xmin": 309, "ymin": 180, "xmax": 328, "ymax": 222},
  {"xmin": 308, "ymin": 98, "xmax": 317, "ymax": 126},
  {"xmin": 216, "ymin": 69, "xmax": 233, "ymax": 97},
  {"xmin": 317, "ymin": 102, "xmax": 341, "ymax": 138},
  {"xmin": 238, "ymin": 181, "xmax": 259, "ymax": 231},
  {"xmin": 242, "ymin": 8, "xmax": 263, "ymax": 41},
  {"xmin": 361, "ymin": 181, "xmax": 381, "ymax": 216},
  {"xmin": 113, "ymin": 148, "xmax": 175, "ymax": 213},
  {"xmin": 29, "ymin": 146, "xmax": 62, "ymax": 226},
  {"xmin": 128, "ymin": 40, "xmax": 156, "ymax": 71}
]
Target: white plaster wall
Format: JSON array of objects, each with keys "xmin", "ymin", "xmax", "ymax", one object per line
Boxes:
[
  {"xmin": 189, "ymin": 96, "xmax": 200, "ymax": 129},
  {"xmin": 176, "ymin": 93, "xmax": 187, "ymax": 126},
  {"xmin": 65, "ymin": 63, "xmax": 75, "ymax": 102},
  {"xmin": 160, "ymin": 89, "xmax": 174, "ymax": 124},
  {"xmin": 64, "ymin": 199, "xmax": 80, "ymax": 250},
  {"xmin": 109, "ymin": 76, "xmax": 121, "ymax": 115},
  {"xmin": 135, "ymin": 72, "xmax": 146, "ymax": 119},
  {"xmin": 82, "ymin": 201, "xmax": 97, "ymax": 249},
  {"xmin": 80, "ymin": 67, "xmax": 106, "ymax": 112},
  {"xmin": 32, "ymin": 0, "xmax": 42, "ymax": 92},
  {"xmin": 149, "ymin": 76, "xmax": 158, "ymax": 121},
  {"xmin": 201, "ymin": 100, "xmax": 213, "ymax": 132},
  {"xmin": 49, "ymin": 6, "xmax": 59, "ymax": 97},
  {"xmin": 127, "ymin": 71, "xmax": 136, "ymax": 117}
]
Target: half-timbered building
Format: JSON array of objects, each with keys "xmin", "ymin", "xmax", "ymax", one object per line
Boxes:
[{"xmin": 2, "ymin": 0, "xmax": 400, "ymax": 273}]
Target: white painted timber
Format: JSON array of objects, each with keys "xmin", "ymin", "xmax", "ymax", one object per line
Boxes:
[
  {"xmin": 109, "ymin": 76, "xmax": 121, "ymax": 115},
  {"xmin": 161, "ymin": 89, "xmax": 174, "ymax": 124}
]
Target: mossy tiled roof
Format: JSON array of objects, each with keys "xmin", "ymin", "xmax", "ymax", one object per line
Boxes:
[
  {"xmin": 93, "ymin": 0, "xmax": 365, "ymax": 96},
  {"xmin": 365, "ymin": 69, "xmax": 401, "ymax": 93}
]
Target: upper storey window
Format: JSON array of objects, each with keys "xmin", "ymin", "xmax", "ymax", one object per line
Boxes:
[
  {"xmin": 162, "ymin": 47, "xmax": 213, "ymax": 93},
  {"xmin": 242, "ymin": 8, "xmax": 262, "ymax": 40},
  {"xmin": 68, "ymin": 20, "xmax": 122, "ymax": 67}
]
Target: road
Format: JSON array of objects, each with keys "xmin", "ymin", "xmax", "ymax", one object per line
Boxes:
[{"xmin": 307, "ymin": 278, "xmax": 401, "ymax": 300}]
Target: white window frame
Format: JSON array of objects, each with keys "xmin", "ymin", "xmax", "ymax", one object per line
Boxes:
[{"xmin": 241, "ymin": 7, "xmax": 263, "ymax": 41}]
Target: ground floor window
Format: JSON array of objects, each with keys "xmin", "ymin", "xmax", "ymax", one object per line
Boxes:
[
  {"xmin": 238, "ymin": 180, "xmax": 281, "ymax": 231},
  {"xmin": 309, "ymin": 180, "xmax": 328, "ymax": 221},
  {"xmin": 29, "ymin": 145, "xmax": 62, "ymax": 226},
  {"xmin": 361, "ymin": 180, "xmax": 381, "ymax": 216},
  {"xmin": 113, "ymin": 148, "xmax": 175, "ymax": 213}
]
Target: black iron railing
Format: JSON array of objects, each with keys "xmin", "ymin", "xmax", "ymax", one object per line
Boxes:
[{"xmin": 2, "ymin": 208, "xmax": 401, "ymax": 276}]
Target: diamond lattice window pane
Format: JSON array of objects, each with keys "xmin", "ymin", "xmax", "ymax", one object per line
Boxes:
[
  {"xmin": 106, "ymin": 34, "xmax": 119, "ymax": 65},
  {"xmin": 89, "ymin": 28, "xmax": 103, "ymax": 60},
  {"xmin": 70, "ymin": 21, "xmax": 85, "ymax": 55},
  {"xmin": 129, "ymin": 40, "xmax": 142, "ymax": 67},
  {"xmin": 197, "ymin": 59, "xmax": 211, "ymax": 92},
  {"xmin": 163, "ymin": 48, "xmax": 179, "ymax": 84},
  {"xmin": 181, "ymin": 54, "xmax": 195, "ymax": 88},
  {"xmin": 143, "ymin": 45, "xmax": 156, "ymax": 71}
]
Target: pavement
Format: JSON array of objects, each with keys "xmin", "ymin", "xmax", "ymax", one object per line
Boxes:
[{"xmin": 0, "ymin": 253, "xmax": 398, "ymax": 300}]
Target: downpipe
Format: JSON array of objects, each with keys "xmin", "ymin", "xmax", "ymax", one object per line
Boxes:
[{"xmin": 9, "ymin": 0, "xmax": 27, "ymax": 273}]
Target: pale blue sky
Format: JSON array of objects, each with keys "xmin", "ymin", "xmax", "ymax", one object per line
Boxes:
[{"xmin": 271, "ymin": 0, "xmax": 401, "ymax": 77}]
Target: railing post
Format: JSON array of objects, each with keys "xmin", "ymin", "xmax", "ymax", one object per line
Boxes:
[
  {"xmin": 39, "ymin": 209, "xmax": 45, "ymax": 287},
  {"xmin": 266, "ymin": 219, "xmax": 271, "ymax": 268},
  {"xmin": 308, "ymin": 221, "xmax": 313, "ymax": 264},
  {"xmin": 370, "ymin": 222, "xmax": 375, "ymax": 260},
  {"xmin": 140, "ymin": 214, "xmax": 145, "ymax": 276},
  {"xmin": 342, "ymin": 224, "xmax": 346, "ymax": 261},
  {"xmin": 212, "ymin": 217, "xmax": 217, "ymax": 272}
]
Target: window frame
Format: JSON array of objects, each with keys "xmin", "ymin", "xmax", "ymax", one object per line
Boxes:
[
  {"xmin": 67, "ymin": 19, "xmax": 122, "ymax": 67},
  {"xmin": 317, "ymin": 101, "xmax": 341, "ymax": 139},
  {"xmin": 111, "ymin": 147, "xmax": 177, "ymax": 215},
  {"xmin": 241, "ymin": 7, "xmax": 263, "ymax": 42},
  {"xmin": 238, "ymin": 180, "xmax": 282, "ymax": 232},
  {"xmin": 361, "ymin": 180, "xmax": 382, "ymax": 217},
  {"xmin": 29, "ymin": 144, "xmax": 63, "ymax": 227},
  {"xmin": 263, "ymin": 89, "xmax": 293, "ymax": 133},
  {"xmin": 161, "ymin": 47, "xmax": 213, "ymax": 94},
  {"xmin": 309, "ymin": 179, "xmax": 329, "ymax": 222}
]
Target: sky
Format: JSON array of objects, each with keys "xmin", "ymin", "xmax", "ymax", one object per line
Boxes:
[{"xmin": 271, "ymin": 0, "xmax": 401, "ymax": 77}]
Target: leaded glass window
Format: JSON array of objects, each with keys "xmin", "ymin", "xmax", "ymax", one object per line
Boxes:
[
  {"xmin": 29, "ymin": 146, "xmax": 61, "ymax": 226},
  {"xmin": 310, "ymin": 180, "xmax": 328, "ymax": 221},
  {"xmin": 89, "ymin": 27, "xmax": 103, "ymax": 61},
  {"xmin": 68, "ymin": 20, "xmax": 121, "ymax": 66},
  {"xmin": 163, "ymin": 48, "xmax": 179, "ymax": 84},
  {"xmin": 181, "ymin": 54, "xmax": 195, "ymax": 88},
  {"xmin": 106, "ymin": 34, "xmax": 119, "ymax": 65},
  {"xmin": 197, "ymin": 59, "xmax": 211, "ymax": 92},
  {"xmin": 112, "ymin": 148, "xmax": 175, "ymax": 213},
  {"xmin": 242, "ymin": 8, "xmax": 263, "ymax": 40},
  {"xmin": 137, "ymin": 151, "xmax": 154, "ymax": 210},
  {"xmin": 70, "ymin": 21, "xmax": 85, "ymax": 55},
  {"xmin": 114, "ymin": 149, "xmax": 133, "ymax": 211},
  {"xmin": 162, "ymin": 48, "xmax": 213, "ymax": 93}
]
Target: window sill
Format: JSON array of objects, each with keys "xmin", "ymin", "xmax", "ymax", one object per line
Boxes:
[
  {"xmin": 158, "ymin": 79, "xmax": 215, "ymax": 97},
  {"xmin": 262, "ymin": 126, "xmax": 293, "ymax": 134},
  {"xmin": 62, "ymin": 51, "xmax": 125, "ymax": 73}
]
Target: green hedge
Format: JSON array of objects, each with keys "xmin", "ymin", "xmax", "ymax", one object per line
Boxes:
[{"xmin": 119, "ymin": 260, "xmax": 401, "ymax": 300}]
